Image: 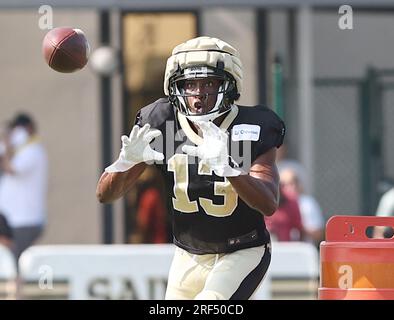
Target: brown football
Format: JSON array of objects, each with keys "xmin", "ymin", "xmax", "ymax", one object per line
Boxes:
[{"xmin": 42, "ymin": 27, "xmax": 90, "ymax": 73}]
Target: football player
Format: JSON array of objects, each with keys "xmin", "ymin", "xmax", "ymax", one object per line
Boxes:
[{"xmin": 96, "ymin": 36, "xmax": 285, "ymax": 300}]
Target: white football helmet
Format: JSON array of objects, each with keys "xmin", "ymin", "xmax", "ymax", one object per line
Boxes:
[{"xmin": 164, "ymin": 36, "xmax": 243, "ymax": 122}]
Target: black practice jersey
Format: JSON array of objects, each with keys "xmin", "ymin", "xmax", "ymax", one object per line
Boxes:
[{"xmin": 135, "ymin": 98, "xmax": 285, "ymax": 254}]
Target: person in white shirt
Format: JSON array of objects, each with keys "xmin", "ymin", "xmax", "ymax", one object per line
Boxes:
[
  {"xmin": 0, "ymin": 113, "xmax": 48, "ymax": 260},
  {"xmin": 279, "ymin": 167, "xmax": 325, "ymax": 246}
]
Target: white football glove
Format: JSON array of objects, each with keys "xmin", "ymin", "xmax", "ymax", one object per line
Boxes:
[
  {"xmin": 105, "ymin": 124, "xmax": 164, "ymax": 173},
  {"xmin": 181, "ymin": 121, "xmax": 244, "ymax": 177}
]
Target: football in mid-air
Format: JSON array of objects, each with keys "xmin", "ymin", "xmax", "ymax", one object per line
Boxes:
[{"xmin": 42, "ymin": 27, "xmax": 90, "ymax": 73}]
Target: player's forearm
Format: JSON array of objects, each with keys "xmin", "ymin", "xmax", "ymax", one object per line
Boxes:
[
  {"xmin": 96, "ymin": 172, "xmax": 129, "ymax": 203},
  {"xmin": 228, "ymin": 175, "xmax": 279, "ymax": 216},
  {"xmin": 96, "ymin": 162, "xmax": 147, "ymax": 203}
]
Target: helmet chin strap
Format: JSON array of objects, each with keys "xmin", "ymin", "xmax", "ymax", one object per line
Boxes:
[
  {"xmin": 185, "ymin": 112, "xmax": 219, "ymax": 123},
  {"xmin": 185, "ymin": 106, "xmax": 231, "ymax": 123}
]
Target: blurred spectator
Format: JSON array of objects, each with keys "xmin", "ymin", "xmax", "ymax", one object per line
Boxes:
[
  {"xmin": 276, "ymin": 144, "xmax": 309, "ymax": 193},
  {"xmin": 280, "ymin": 167, "xmax": 325, "ymax": 246},
  {"xmin": 0, "ymin": 213, "xmax": 13, "ymax": 250},
  {"xmin": 128, "ymin": 166, "xmax": 168, "ymax": 244},
  {"xmin": 373, "ymin": 187, "xmax": 394, "ymax": 238},
  {"xmin": 0, "ymin": 113, "xmax": 48, "ymax": 260},
  {"xmin": 265, "ymin": 186, "xmax": 304, "ymax": 241}
]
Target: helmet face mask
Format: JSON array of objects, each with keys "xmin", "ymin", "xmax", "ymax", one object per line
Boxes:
[
  {"xmin": 164, "ymin": 36, "xmax": 243, "ymax": 122},
  {"xmin": 169, "ymin": 65, "xmax": 238, "ymax": 122}
]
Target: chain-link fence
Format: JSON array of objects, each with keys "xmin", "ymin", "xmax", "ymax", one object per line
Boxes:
[
  {"xmin": 308, "ymin": 69, "xmax": 394, "ymax": 220},
  {"xmin": 381, "ymin": 76, "xmax": 394, "ymax": 184},
  {"xmin": 313, "ymin": 81, "xmax": 361, "ymax": 219}
]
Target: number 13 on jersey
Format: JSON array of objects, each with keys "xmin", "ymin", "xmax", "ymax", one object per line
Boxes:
[{"xmin": 168, "ymin": 154, "xmax": 238, "ymax": 217}]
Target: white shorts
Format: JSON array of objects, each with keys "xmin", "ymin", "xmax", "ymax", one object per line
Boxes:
[{"xmin": 165, "ymin": 243, "xmax": 271, "ymax": 300}]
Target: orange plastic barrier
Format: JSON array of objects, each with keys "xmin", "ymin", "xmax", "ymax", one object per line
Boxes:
[{"xmin": 319, "ymin": 215, "xmax": 394, "ymax": 300}]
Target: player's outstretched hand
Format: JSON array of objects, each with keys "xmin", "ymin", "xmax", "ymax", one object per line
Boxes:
[
  {"xmin": 106, "ymin": 124, "xmax": 164, "ymax": 173},
  {"xmin": 182, "ymin": 121, "xmax": 243, "ymax": 177}
]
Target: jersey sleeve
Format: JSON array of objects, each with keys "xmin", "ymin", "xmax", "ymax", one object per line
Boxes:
[
  {"xmin": 134, "ymin": 109, "xmax": 149, "ymax": 127},
  {"xmin": 134, "ymin": 110, "xmax": 143, "ymax": 127},
  {"xmin": 133, "ymin": 98, "xmax": 173, "ymax": 129},
  {"xmin": 254, "ymin": 109, "xmax": 285, "ymax": 157}
]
